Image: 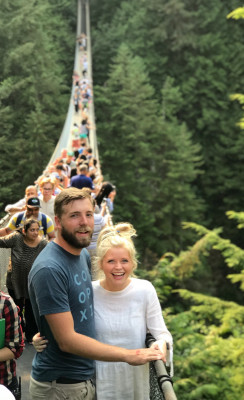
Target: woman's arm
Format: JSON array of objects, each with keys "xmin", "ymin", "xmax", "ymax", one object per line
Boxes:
[
  {"xmin": 0, "ymin": 232, "xmax": 16, "ymax": 247},
  {"xmin": 0, "ymin": 347, "xmax": 15, "ymax": 362},
  {"xmin": 146, "ymin": 281, "xmax": 174, "ymax": 375}
]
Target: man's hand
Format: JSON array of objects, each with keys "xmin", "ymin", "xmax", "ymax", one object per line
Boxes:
[
  {"xmin": 32, "ymin": 333, "xmax": 48, "ymax": 352},
  {"xmin": 125, "ymin": 347, "xmax": 165, "ymax": 366}
]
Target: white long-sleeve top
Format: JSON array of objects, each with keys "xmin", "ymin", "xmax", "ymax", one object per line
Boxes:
[{"xmin": 92, "ymin": 278, "xmax": 173, "ymax": 400}]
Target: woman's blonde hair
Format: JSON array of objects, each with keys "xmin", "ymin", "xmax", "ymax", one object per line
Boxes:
[{"xmin": 94, "ymin": 223, "xmax": 137, "ymax": 276}]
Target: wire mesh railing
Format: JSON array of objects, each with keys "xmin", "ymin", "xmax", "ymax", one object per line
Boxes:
[{"xmin": 147, "ymin": 334, "xmax": 177, "ymax": 400}]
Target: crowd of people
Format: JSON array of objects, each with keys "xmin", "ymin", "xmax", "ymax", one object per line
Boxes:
[{"xmin": 0, "ymin": 29, "xmax": 173, "ymax": 400}]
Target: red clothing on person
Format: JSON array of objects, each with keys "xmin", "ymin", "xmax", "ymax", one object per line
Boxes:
[{"xmin": 0, "ymin": 292, "xmax": 24, "ymax": 387}]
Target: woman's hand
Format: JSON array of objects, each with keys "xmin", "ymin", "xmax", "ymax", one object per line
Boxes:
[
  {"xmin": 32, "ymin": 332, "xmax": 48, "ymax": 353},
  {"xmin": 151, "ymin": 340, "xmax": 167, "ymax": 363}
]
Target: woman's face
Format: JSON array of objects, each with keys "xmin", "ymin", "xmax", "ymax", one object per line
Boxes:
[
  {"xmin": 25, "ymin": 223, "xmax": 40, "ymax": 241},
  {"xmin": 101, "ymin": 246, "xmax": 133, "ymax": 292}
]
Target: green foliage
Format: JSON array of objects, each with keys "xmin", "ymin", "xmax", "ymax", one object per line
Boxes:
[
  {"xmin": 0, "ymin": 0, "xmax": 75, "ymax": 212},
  {"xmin": 227, "ymin": 7, "xmax": 244, "ymax": 20},
  {"xmin": 169, "ymin": 290, "xmax": 244, "ymax": 400},
  {"xmin": 95, "ymin": 44, "xmax": 203, "ymax": 260},
  {"xmin": 146, "ymin": 218, "xmax": 244, "ymax": 399},
  {"xmin": 91, "ymin": 0, "xmax": 244, "ymax": 254}
]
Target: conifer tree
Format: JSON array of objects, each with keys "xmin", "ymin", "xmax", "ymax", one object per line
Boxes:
[
  {"xmin": 91, "ymin": 0, "xmax": 244, "ymax": 243},
  {"xmin": 143, "ymin": 215, "xmax": 244, "ymax": 399},
  {"xmin": 0, "ymin": 0, "xmax": 74, "ymax": 209},
  {"xmin": 96, "ymin": 46, "xmax": 203, "ymax": 261}
]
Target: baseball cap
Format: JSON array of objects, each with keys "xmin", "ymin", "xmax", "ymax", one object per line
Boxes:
[{"xmin": 27, "ymin": 197, "xmax": 40, "ymax": 208}]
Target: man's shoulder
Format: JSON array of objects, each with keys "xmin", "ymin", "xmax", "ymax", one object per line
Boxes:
[
  {"xmin": 39, "ymin": 211, "xmax": 51, "ymax": 221},
  {"xmin": 70, "ymin": 174, "xmax": 79, "ymax": 182},
  {"xmin": 8, "ymin": 211, "xmax": 26, "ymax": 228},
  {"xmin": 30, "ymin": 243, "xmax": 62, "ymax": 277}
]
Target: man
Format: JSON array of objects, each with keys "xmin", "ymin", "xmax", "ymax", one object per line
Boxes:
[
  {"xmin": 5, "ymin": 185, "xmax": 38, "ymax": 214},
  {"xmin": 0, "ymin": 197, "xmax": 55, "ymax": 240},
  {"xmin": 39, "ymin": 178, "xmax": 55, "ymax": 225},
  {"xmin": 70, "ymin": 164, "xmax": 94, "ymax": 190},
  {"xmin": 28, "ymin": 188, "xmax": 162, "ymax": 400}
]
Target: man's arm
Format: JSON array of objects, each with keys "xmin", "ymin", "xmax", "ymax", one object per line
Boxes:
[
  {"xmin": 45, "ymin": 216, "xmax": 56, "ymax": 241},
  {"xmin": 47, "ymin": 231, "xmax": 56, "ymax": 241},
  {"xmin": 45, "ymin": 312, "xmax": 163, "ymax": 366},
  {"xmin": 5, "ymin": 198, "xmax": 26, "ymax": 214}
]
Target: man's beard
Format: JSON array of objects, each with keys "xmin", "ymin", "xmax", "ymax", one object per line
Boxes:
[{"xmin": 61, "ymin": 225, "xmax": 93, "ymax": 249}]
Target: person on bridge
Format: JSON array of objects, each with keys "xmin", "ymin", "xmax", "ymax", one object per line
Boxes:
[
  {"xmin": 29, "ymin": 188, "xmax": 164, "ymax": 400},
  {"xmin": 4, "ymin": 185, "xmax": 38, "ymax": 215},
  {"xmin": 51, "ymin": 165, "xmax": 69, "ymax": 189},
  {"xmin": 38, "ymin": 178, "xmax": 55, "ymax": 226},
  {"xmin": 90, "ymin": 222, "xmax": 173, "ymax": 399},
  {"xmin": 95, "ymin": 181, "xmax": 116, "ymax": 214},
  {"xmin": 0, "ymin": 218, "xmax": 47, "ymax": 342},
  {"xmin": 70, "ymin": 164, "xmax": 94, "ymax": 190},
  {"xmin": 0, "ymin": 289, "xmax": 24, "ymax": 397},
  {"xmin": 0, "ymin": 197, "xmax": 55, "ymax": 241}
]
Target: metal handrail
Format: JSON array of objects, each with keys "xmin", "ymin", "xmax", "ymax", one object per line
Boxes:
[{"xmin": 146, "ymin": 334, "xmax": 177, "ymax": 400}]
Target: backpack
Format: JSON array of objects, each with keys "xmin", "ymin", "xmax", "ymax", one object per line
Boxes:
[{"xmin": 15, "ymin": 212, "xmax": 47, "ymax": 236}]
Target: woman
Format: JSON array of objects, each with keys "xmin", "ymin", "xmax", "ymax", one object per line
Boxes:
[
  {"xmin": 34, "ymin": 222, "xmax": 173, "ymax": 399},
  {"xmin": 95, "ymin": 181, "xmax": 116, "ymax": 213},
  {"xmin": 0, "ymin": 219, "xmax": 47, "ymax": 342}
]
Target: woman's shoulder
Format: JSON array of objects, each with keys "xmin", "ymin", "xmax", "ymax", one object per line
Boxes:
[
  {"xmin": 92, "ymin": 280, "xmax": 100, "ymax": 290},
  {"xmin": 39, "ymin": 238, "xmax": 48, "ymax": 248},
  {"xmin": 132, "ymin": 277, "xmax": 153, "ymax": 288}
]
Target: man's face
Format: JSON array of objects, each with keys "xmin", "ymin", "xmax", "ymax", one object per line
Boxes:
[
  {"xmin": 26, "ymin": 207, "xmax": 39, "ymax": 219},
  {"xmin": 25, "ymin": 188, "xmax": 37, "ymax": 199},
  {"xmin": 56, "ymin": 198, "xmax": 94, "ymax": 250}
]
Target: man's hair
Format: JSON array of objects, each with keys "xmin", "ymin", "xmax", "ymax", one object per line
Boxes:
[
  {"xmin": 79, "ymin": 164, "xmax": 88, "ymax": 173},
  {"xmin": 54, "ymin": 188, "xmax": 95, "ymax": 219},
  {"xmin": 25, "ymin": 185, "xmax": 37, "ymax": 195}
]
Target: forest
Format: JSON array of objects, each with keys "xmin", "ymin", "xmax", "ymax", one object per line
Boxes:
[{"xmin": 0, "ymin": 0, "xmax": 244, "ymax": 398}]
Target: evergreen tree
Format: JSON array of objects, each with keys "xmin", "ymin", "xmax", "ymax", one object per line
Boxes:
[
  {"xmin": 96, "ymin": 46, "xmax": 203, "ymax": 262},
  {"xmin": 0, "ymin": 0, "xmax": 75, "ymax": 210},
  {"xmin": 91, "ymin": 0, "xmax": 244, "ymax": 244},
  {"xmin": 95, "ymin": 43, "xmax": 159, "ymax": 252},
  {"xmin": 141, "ymin": 215, "xmax": 244, "ymax": 399}
]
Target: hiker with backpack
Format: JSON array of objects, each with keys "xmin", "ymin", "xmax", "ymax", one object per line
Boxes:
[{"xmin": 0, "ymin": 197, "xmax": 55, "ymax": 241}]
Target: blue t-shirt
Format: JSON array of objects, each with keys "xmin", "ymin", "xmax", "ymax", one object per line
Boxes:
[
  {"xmin": 70, "ymin": 174, "xmax": 94, "ymax": 190},
  {"xmin": 28, "ymin": 241, "xmax": 95, "ymax": 382}
]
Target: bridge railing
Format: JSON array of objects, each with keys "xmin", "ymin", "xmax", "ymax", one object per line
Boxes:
[{"xmin": 146, "ymin": 334, "xmax": 177, "ymax": 400}]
